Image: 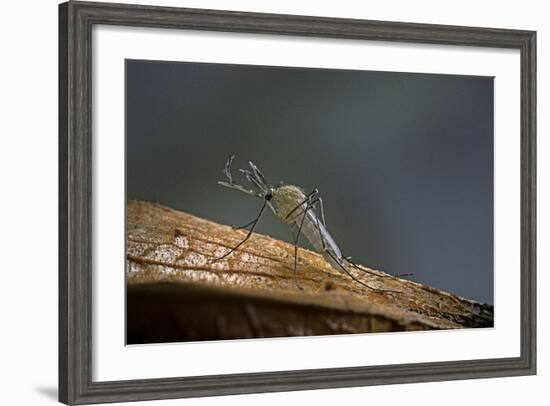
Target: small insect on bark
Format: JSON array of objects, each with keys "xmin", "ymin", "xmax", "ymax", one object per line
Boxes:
[{"xmin": 210, "ymin": 155, "xmax": 406, "ymax": 294}]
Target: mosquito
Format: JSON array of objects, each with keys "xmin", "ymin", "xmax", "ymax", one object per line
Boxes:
[{"xmin": 209, "ymin": 155, "xmax": 407, "ymax": 293}]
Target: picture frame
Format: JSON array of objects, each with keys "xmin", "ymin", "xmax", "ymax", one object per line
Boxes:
[{"xmin": 59, "ymin": 1, "xmax": 536, "ymax": 404}]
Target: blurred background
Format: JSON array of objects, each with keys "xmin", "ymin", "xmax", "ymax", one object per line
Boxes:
[{"xmin": 126, "ymin": 59, "xmax": 493, "ymax": 304}]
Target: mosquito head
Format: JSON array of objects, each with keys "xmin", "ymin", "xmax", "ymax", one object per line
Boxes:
[{"xmin": 264, "ymin": 188, "xmax": 275, "ymax": 201}]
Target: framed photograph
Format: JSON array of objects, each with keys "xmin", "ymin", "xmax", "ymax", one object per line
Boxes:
[{"xmin": 59, "ymin": 1, "xmax": 536, "ymax": 404}]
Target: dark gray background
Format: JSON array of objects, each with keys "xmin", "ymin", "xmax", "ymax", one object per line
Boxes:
[{"xmin": 126, "ymin": 59, "xmax": 494, "ymax": 304}]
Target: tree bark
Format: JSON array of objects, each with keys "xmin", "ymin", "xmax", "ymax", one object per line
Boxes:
[{"xmin": 126, "ymin": 200, "xmax": 493, "ymax": 344}]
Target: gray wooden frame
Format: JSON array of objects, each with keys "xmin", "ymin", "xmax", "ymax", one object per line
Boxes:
[{"xmin": 59, "ymin": 1, "xmax": 536, "ymax": 404}]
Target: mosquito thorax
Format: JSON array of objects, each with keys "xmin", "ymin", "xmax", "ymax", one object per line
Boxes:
[{"xmin": 272, "ymin": 185, "xmax": 306, "ymax": 223}]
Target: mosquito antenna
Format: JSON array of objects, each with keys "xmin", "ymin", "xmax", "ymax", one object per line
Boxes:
[
  {"xmin": 218, "ymin": 155, "xmax": 262, "ymax": 197},
  {"xmin": 248, "ymin": 161, "xmax": 268, "ymax": 188},
  {"xmin": 239, "ymin": 168, "xmax": 265, "ymax": 192},
  {"xmin": 218, "ymin": 181, "xmax": 260, "ymax": 197},
  {"xmin": 223, "ymin": 154, "xmax": 236, "ymax": 183}
]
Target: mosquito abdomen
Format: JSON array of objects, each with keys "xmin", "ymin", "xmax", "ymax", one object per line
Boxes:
[{"xmin": 299, "ymin": 209, "xmax": 344, "ymax": 269}]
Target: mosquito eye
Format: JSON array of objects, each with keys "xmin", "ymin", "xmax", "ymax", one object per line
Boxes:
[{"xmin": 265, "ymin": 192, "xmax": 273, "ymax": 201}]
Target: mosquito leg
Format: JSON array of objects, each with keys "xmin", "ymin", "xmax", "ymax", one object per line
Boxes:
[
  {"xmin": 303, "ymin": 200, "xmax": 401, "ymax": 294},
  {"xmin": 289, "ymin": 225, "xmax": 298, "ymax": 287},
  {"xmin": 316, "ymin": 196, "xmax": 327, "ymax": 227},
  {"xmin": 293, "ymin": 242, "xmax": 300, "ymax": 290},
  {"xmin": 324, "ymin": 249, "xmax": 374, "ymax": 290},
  {"xmin": 231, "ymin": 218, "xmax": 257, "ymax": 230},
  {"xmin": 310, "ymin": 193, "xmax": 406, "ymax": 278},
  {"xmin": 295, "ymin": 189, "xmax": 392, "ymax": 281},
  {"xmin": 291, "ymin": 196, "xmax": 325, "ymax": 232},
  {"xmin": 209, "ymin": 200, "xmax": 267, "ymax": 264},
  {"xmin": 289, "ymin": 196, "xmax": 400, "ymax": 294},
  {"xmin": 344, "ymin": 256, "xmax": 413, "ymax": 279},
  {"xmin": 343, "ymin": 256, "xmax": 387, "ymax": 278},
  {"xmin": 292, "ymin": 202, "xmax": 314, "ymax": 291},
  {"xmin": 290, "ymin": 224, "xmax": 298, "ymax": 241},
  {"xmin": 306, "ymin": 197, "xmax": 374, "ymax": 289},
  {"xmin": 324, "ymin": 249, "xmax": 401, "ymax": 294}
]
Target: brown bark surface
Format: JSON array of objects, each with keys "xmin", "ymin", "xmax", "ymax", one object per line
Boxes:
[{"xmin": 126, "ymin": 200, "xmax": 493, "ymax": 344}]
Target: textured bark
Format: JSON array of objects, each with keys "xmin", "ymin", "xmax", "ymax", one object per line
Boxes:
[{"xmin": 126, "ymin": 200, "xmax": 493, "ymax": 344}]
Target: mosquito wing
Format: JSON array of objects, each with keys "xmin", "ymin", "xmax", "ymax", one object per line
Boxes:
[{"xmin": 295, "ymin": 204, "xmax": 344, "ymax": 269}]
